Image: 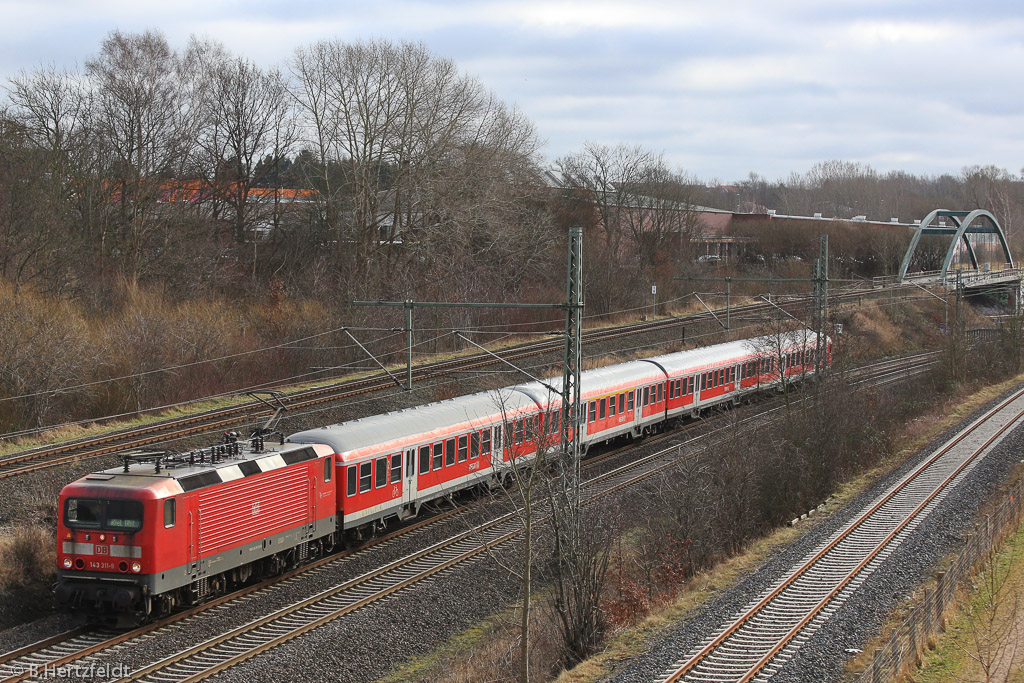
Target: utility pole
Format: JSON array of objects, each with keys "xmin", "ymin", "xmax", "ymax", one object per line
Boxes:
[
  {"xmin": 813, "ymin": 234, "xmax": 829, "ymax": 376},
  {"xmin": 561, "ymin": 227, "xmax": 584, "ymax": 511}
]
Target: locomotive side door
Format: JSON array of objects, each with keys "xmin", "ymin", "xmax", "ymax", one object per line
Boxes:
[{"xmin": 188, "ymin": 504, "xmax": 200, "ymax": 576}]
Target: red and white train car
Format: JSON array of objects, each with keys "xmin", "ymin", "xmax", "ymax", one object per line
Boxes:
[{"xmin": 55, "ymin": 330, "xmax": 828, "ymax": 621}]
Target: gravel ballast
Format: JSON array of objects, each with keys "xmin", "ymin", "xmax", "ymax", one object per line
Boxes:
[{"xmin": 606, "ymin": 383, "xmax": 1024, "ymax": 683}]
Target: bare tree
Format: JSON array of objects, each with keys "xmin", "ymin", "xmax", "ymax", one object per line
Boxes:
[
  {"xmin": 288, "ymin": 38, "xmax": 547, "ymax": 290},
  {"xmin": 86, "ymin": 29, "xmax": 199, "ymax": 289},
  {"xmin": 556, "ymin": 143, "xmax": 703, "ymax": 314},
  {"xmin": 193, "ymin": 44, "xmax": 296, "ymax": 246}
]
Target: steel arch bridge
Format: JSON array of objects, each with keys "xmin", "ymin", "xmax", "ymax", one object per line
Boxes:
[{"xmin": 898, "ymin": 209, "xmax": 1014, "ymax": 284}]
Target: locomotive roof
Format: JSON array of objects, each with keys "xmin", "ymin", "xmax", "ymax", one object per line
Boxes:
[{"xmin": 63, "ymin": 441, "xmax": 330, "ymax": 497}]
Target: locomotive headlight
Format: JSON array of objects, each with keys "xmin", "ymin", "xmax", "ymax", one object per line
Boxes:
[
  {"xmin": 62, "ymin": 558, "xmax": 73, "ymax": 569},
  {"xmin": 131, "ymin": 562, "xmax": 142, "ymax": 573}
]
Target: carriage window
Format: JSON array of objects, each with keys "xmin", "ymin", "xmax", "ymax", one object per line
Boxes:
[
  {"xmin": 627, "ymin": 391, "xmax": 634, "ymax": 411},
  {"xmin": 643, "ymin": 386, "xmax": 650, "ymax": 405},
  {"xmin": 348, "ymin": 466, "xmax": 357, "ymax": 496},
  {"xmin": 458, "ymin": 435, "xmax": 468, "ymax": 462},
  {"xmin": 481, "ymin": 429, "xmax": 491, "ymax": 455},
  {"xmin": 164, "ymin": 499, "xmax": 176, "ymax": 528},
  {"xmin": 433, "ymin": 442, "xmax": 444, "ymax": 470},
  {"xmin": 658, "ymin": 384, "xmax": 664, "ymax": 402},
  {"xmin": 470, "ymin": 433, "xmax": 480, "ymax": 459},
  {"xmin": 324, "ymin": 457, "xmax": 332, "ymax": 483},
  {"xmin": 589, "ymin": 401, "xmax": 597, "ymax": 422},
  {"xmin": 359, "ymin": 462, "xmax": 372, "ymax": 492},
  {"xmin": 608, "ymin": 396, "xmax": 616, "ymax": 417},
  {"xmin": 514, "ymin": 420, "xmax": 524, "ymax": 445},
  {"xmin": 375, "ymin": 457, "xmax": 388, "ymax": 488},
  {"xmin": 618, "ymin": 393, "xmax": 625, "ymax": 413},
  {"xmin": 446, "ymin": 438, "xmax": 456, "ymax": 466},
  {"xmin": 599, "ymin": 398, "xmax": 606, "ymax": 420},
  {"xmin": 493, "ymin": 426, "xmax": 501, "ymax": 453},
  {"xmin": 391, "ymin": 453, "xmax": 402, "ymax": 483},
  {"xmin": 420, "ymin": 446, "xmax": 431, "ymax": 475}
]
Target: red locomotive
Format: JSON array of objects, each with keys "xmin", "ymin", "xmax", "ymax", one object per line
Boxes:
[
  {"xmin": 55, "ymin": 436, "xmax": 337, "ymax": 622},
  {"xmin": 55, "ymin": 330, "xmax": 829, "ymax": 623}
]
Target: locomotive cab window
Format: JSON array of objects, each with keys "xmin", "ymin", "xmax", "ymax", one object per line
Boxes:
[
  {"xmin": 105, "ymin": 500, "xmax": 143, "ymax": 531},
  {"xmin": 164, "ymin": 499, "xmax": 176, "ymax": 528},
  {"xmin": 65, "ymin": 498, "xmax": 101, "ymax": 529},
  {"xmin": 66, "ymin": 499, "xmax": 143, "ymax": 531}
]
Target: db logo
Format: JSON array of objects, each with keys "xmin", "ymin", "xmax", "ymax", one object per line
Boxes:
[
  {"xmin": 391, "ymin": 485, "xmax": 399, "ymax": 498},
  {"xmin": 251, "ymin": 501, "xmax": 260, "ymax": 517}
]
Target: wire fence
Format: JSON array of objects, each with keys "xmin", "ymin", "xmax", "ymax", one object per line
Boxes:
[{"xmin": 853, "ymin": 477, "xmax": 1024, "ymax": 682}]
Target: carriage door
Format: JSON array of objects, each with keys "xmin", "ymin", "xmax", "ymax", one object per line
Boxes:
[{"xmin": 404, "ymin": 449, "xmax": 416, "ymax": 507}]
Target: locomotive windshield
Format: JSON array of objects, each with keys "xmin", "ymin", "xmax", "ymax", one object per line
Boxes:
[{"xmin": 65, "ymin": 498, "xmax": 143, "ymax": 531}]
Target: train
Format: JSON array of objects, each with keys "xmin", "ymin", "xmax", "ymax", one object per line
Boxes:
[{"xmin": 54, "ymin": 330, "xmax": 829, "ymax": 623}]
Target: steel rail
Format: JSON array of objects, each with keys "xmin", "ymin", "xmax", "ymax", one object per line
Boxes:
[{"xmin": 658, "ymin": 385, "xmax": 1024, "ymax": 682}]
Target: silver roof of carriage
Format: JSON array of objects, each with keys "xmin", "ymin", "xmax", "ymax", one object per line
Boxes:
[
  {"xmin": 640, "ymin": 329, "xmax": 816, "ymax": 374},
  {"xmin": 287, "ymin": 386, "xmax": 540, "ymax": 459}
]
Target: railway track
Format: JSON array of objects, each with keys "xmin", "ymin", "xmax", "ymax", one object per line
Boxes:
[
  {"xmin": 0, "ymin": 284, "xmax": 896, "ymax": 481},
  {"xmin": 54, "ymin": 354, "xmax": 932, "ymax": 683},
  {"xmin": 0, "ymin": 350, "xmax": 933, "ymax": 683},
  {"xmin": 654, "ymin": 383, "xmax": 1024, "ymax": 682},
  {"xmin": 0, "ymin": 315, "xmax": 692, "ymax": 480}
]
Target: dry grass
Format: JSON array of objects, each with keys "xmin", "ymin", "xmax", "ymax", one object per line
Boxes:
[{"xmin": 0, "ymin": 524, "xmax": 56, "ymax": 627}]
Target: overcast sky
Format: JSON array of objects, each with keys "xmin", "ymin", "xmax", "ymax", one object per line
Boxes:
[{"xmin": 1, "ymin": 0, "xmax": 1020, "ymax": 182}]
